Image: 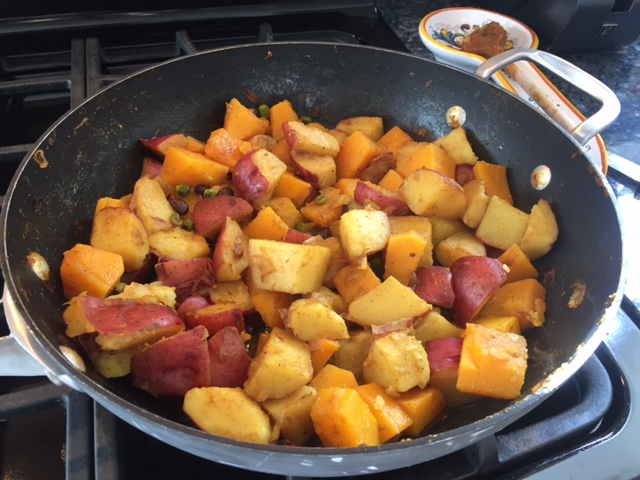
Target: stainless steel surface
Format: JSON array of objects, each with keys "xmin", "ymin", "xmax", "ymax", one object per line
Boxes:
[{"xmin": 475, "ymin": 48, "xmax": 621, "ymax": 146}]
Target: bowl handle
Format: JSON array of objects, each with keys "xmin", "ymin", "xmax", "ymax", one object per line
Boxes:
[{"xmin": 474, "ymin": 48, "xmax": 620, "ymax": 146}]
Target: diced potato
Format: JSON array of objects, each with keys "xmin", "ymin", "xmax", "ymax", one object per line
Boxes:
[
  {"xmin": 461, "ymin": 178, "xmax": 489, "ymax": 228},
  {"xmin": 434, "ymin": 230, "xmax": 486, "ymax": 268},
  {"xmin": 475, "ymin": 195, "xmax": 529, "ymax": 251},
  {"xmin": 428, "ymin": 216, "xmax": 471, "ymax": 248},
  {"xmin": 518, "ymin": 199, "xmax": 559, "ymax": 260},
  {"xmin": 330, "ymin": 329, "xmax": 372, "ymax": 382},
  {"xmin": 335, "ymin": 116, "xmax": 384, "ymax": 141},
  {"xmin": 473, "ymin": 315, "xmax": 521, "ymax": 334},
  {"xmin": 456, "ymin": 323, "xmax": 528, "ymax": 400},
  {"xmin": 339, "ymin": 208, "xmax": 391, "ymax": 261},
  {"xmin": 285, "ymin": 298, "xmax": 349, "ymax": 342},
  {"xmin": 363, "ymin": 330, "xmax": 430, "ymax": 394},
  {"xmin": 413, "ymin": 310, "xmax": 464, "ymax": 342},
  {"xmin": 248, "ymin": 239, "xmax": 331, "ymax": 294},
  {"xmin": 396, "ymin": 142, "xmax": 456, "ymax": 179},
  {"xmin": 310, "ymin": 387, "xmax": 380, "ymax": 448},
  {"xmin": 183, "ymin": 387, "xmax": 272, "ymax": 444},
  {"xmin": 130, "ymin": 176, "xmax": 176, "ymax": 235},
  {"xmin": 243, "ymin": 327, "xmax": 313, "ymax": 402},
  {"xmin": 348, "ymin": 276, "xmax": 431, "ymax": 326},
  {"xmin": 148, "ymin": 228, "xmax": 211, "ymax": 260},
  {"xmin": 399, "ymin": 168, "xmax": 467, "ymax": 220},
  {"xmin": 90, "ymin": 207, "xmax": 149, "ymax": 271},
  {"xmin": 262, "ymin": 385, "xmax": 317, "ymax": 446},
  {"xmin": 433, "ymin": 127, "xmax": 478, "ymax": 165}
]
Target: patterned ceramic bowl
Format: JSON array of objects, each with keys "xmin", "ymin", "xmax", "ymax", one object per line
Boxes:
[{"xmin": 419, "ymin": 7, "xmax": 539, "ymax": 78}]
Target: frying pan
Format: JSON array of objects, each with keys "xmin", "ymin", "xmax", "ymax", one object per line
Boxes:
[{"xmin": 0, "ymin": 42, "xmax": 626, "ymax": 476}]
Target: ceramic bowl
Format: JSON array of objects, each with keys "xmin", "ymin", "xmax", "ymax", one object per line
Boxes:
[{"xmin": 419, "ymin": 7, "xmax": 539, "ymax": 76}]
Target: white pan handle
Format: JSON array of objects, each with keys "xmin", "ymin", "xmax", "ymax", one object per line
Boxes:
[{"xmin": 474, "ymin": 48, "xmax": 620, "ymax": 147}]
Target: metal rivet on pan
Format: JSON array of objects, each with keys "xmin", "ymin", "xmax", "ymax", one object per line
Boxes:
[
  {"xmin": 531, "ymin": 165, "xmax": 552, "ymax": 190},
  {"xmin": 446, "ymin": 106, "xmax": 466, "ymax": 128},
  {"xmin": 60, "ymin": 345, "xmax": 87, "ymax": 372}
]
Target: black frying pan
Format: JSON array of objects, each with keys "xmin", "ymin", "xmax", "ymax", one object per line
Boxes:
[{"xmin": 0, "ymin": 42, "xmax": 625, "ymax": 476}]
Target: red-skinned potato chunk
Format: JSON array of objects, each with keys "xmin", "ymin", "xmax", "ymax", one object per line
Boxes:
[
  {"xmin": 208, "ymin": 326, "xmax": 251, "ymax": 388},
  {"xmin": 63, "ymin": 294, "xmax": 184, "ymax": 351},
  {"xmin": 424, "ymin": 336, "xmax": 478, "ymax": 405},
  {"xmin": 232, "ymin": 148, "xmax": 287, "ymax": 208},
  {"xmin": 131, "ymin": 325, "xmax": 211, "ymax": 397},
  {"xmin": 185, "ymin": 303, "xmax": 245, "ymax": 337},
  {"xmin": 155, "ymin": 257, "xmax": 215, "ymax": 303},
  {"xmin": 450, "ymin": 256, "xmax": 507, "ymax": 326},
  {"xmin": 211, "ymin": 217, "xmax": 249, "ymax": 282},
  {"xmin": 193, "ymin": 195, "xmax": 253, "ymax": 240},
  {"xmin": 354, "ymin": 180, "xmax": 408, "ymax": 216},
  {"xmin": 290, "ymin": 149, "xmax": 337, "ymax": 189},
  {"xmin": 414, "ymin": 266, "xmax": 455, "ymax": 309},
  {"xmin": 140, "ymin": 133, "xmax": 188, "ymax": 157}
]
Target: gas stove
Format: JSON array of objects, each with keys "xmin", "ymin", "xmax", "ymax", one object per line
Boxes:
[{"xmin": 1, "ymin": 2, "xmax": 639, "ymax": 479}]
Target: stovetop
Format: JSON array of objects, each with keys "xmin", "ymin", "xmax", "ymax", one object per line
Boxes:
[{"xmin": 1, "ymin": 2, "xmax": 640, "ymax": 479}]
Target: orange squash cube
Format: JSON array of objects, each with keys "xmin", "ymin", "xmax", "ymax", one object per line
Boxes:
[
  {"xmin": 457, "ymin": 323, "xmax": 528, "ymax": 400},
  {"xmin": 310, "ymin": 387, "xmax": 380, "ymax": 447},
  {"xmin": 300, "ymin": 187, "xmax": 346, "ymax": 226},
  {"xmin": 334, "ymin": 177, "xmax": 359, "ymax": 199},
  {"xmin": 472, "ymin": 160, "xmax": 513, "ymax": 205},
  {"xmin": 161, "ymin": 146, "xmax": 229, "ymax": 187},
  {"xmin": 204, "ymin": 128, "xmax": 253, "ymax": 169},
  {"xmin": 378, "ymin": 169, "xmax": 404, "ymax": 192},
  {"xmin": 223, "ymin": 97, "xmax": 269, "ymax": 140},
  {"xmin": 249, "ymin": 289, "xmax": 294, "ymax": 329},
  {"xmin": 396, "ymin": 142, "xmax": 456, "ymax": 179},
  {"xmin": 333, "ymin": 262, "xmax": 382, "ymax": 305},
  {"xmin": 272, "ymin": 172, "xmax": 313, "ymax": 209},
  {"xmin": 308, "ymin": 338, "xmax": 341, "ymax": 375},
  {"xmin": 266, "ymin": 197, "xmax": 304, "ymax": 228},
  {"xmin": 310, "ymin": 364, "xmax": 359, "ymax": 390},
  {"xmin": 384, "ymin": 232, "xmax": 428, "ymax": 285},
  {"xmin": 335, "ymin": 130, "xmax": 383, "ymax": 179},
  {"xmin": 473, "ymin": 315, "xmax": 521, "ymax": 334},
  {"xmin": 377, "ymin": 125, "xmax": 414, "ymax": 157},
  {"xmin": 396, "ymin": 387, "xmax": 445, "ymax": 437},
  {"xmin": 356, "ymin": 382, "xmax": 414, "ymax": 443},
  {"xmin": 269, "ymin": 99, "xmax": 299, "ymax": 141},
  {"xmin": 243, "ymin": 206, "xmax": 289, "ymax": 241},
  {"xmin": 498, "ymin": 244, "xmax": 539, "ymax": 284},
  {"xmin": 60, "ymin": 243, "xmax": 124, "ymax": 300},
  {"xmin": 480, "ymin": 278, "xmax": 546, "ymax": 331}
]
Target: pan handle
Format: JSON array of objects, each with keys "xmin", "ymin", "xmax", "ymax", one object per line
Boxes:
[{"xmin": 474, "ymin": 48, "xmax": 620, "ymax": 147}]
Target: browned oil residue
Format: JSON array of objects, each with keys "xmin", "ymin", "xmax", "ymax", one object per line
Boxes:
[
  {"xmin": 33, "ymin": 149, "xmax": 49, "ymax": 169},
  {"xmin": 74, "ymin": 117, "xmax": 89, "ymax": 130},
  {"xmin": 568, "ymin": 281, "xmax": 586, "ymax": 308},
  {"xmin": 425, "ymin": 80, "xmax": 433, "ymax": 89},
  {"xmin": 542, "ymin": 269, "xmax": 555, "ymax": 289},
  {"xmin": 265, "ymin": 50, "xmax": 273, "ymax": 59}
]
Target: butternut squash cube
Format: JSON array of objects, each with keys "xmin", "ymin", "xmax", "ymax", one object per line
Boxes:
[
  {"xmin": 335, "ymin": 130, "xmax": 384, "ymax": 179},
  {"xmin": 269, "ymin": 99, "xmax": 299, "ymax": 141},
  {"xmin": 384, "ymin": 232, "xmax": 428, "ymax": 285},
  {"xmin": 498, "ymin": 243, "xmax": 539, "ymax": 284},
  {"xmin": 310, "ymin": 387, "xmax": 380, "ymax": 448},
  {"xmin": 243, "ymin": 206, "xmax": 289, "ymax": 241},
  {"xmin": 472, "ymin": 160, "xmax": 513, "ymax": 205},
  {"xmin": 378, "ymin": 169, "xmax": 405, "ymax": 192},
  {"xmin": 396, "ymin": 142, "xmax": 456, "ymax": 179},
  {"xmin": 397, "ymin": 387, "xmax": 445, "ymax": 437},
  {"xmin": 224, "ymin": 97, "xmax": 269, "ymax": 140},
  {"xmin": 473, "ymin": 315, "xmax": 521, "ymax": 334},
  {"xmin": 60, "ymin": 244, "xmax": 124, "ymax": 300},
  {"xmin": 249, "ymin": 289, "xmax": 294, "ymax": 329},
  {"xmin": 272, "ymin": 172, "xmax": 313, "ymax": 209},
  {"xmin": 161, "ymin": 146, "xmax": 229, "ymax": 187},
  {"xmin": 457, "ymin": 323, "xmax": 528, "ymax": 400},
  {"xmin": 480, "ymin": 278, "xmax": 547, "ymax": 332},
  {"xmin": 377, "ymin": 125, "xmax": 414, "ymax": 157},
  {"xmin": 204, "ymin": 128, "xmax": 253, "ymax": 169},
  {"xmin": 310, "ymin": 363, "xmax": 359, "ymax": 390},
  {"xmin": 308, "ymin": 338, "xmax": 341, "ymax": 375},
  {"xmin": 333, "ymin": 262, "xmax": 382, "ymax": 305},
  {"xmin": 356, "ymin": 382, "xmax": 413, "ymax": 443}
]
